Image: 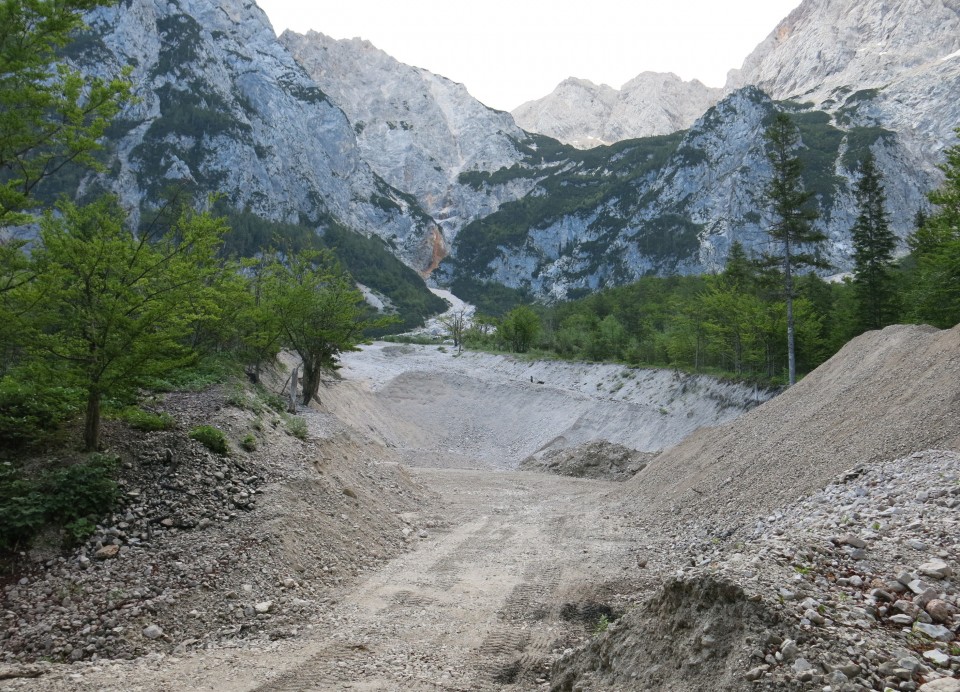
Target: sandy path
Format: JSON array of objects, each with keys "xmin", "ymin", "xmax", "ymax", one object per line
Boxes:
[
  {"xmin": 21, "ymin": 469, "xmax": 642, "ymax": 692},
  {"xmin": 246, "ymin": 470, "xmax": 636, "ymax": 692}
]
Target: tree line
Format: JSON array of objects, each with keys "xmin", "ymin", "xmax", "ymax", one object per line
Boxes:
[{"xmin": 463, "ymin": 119, "xmax": 960, "ymax": 385}]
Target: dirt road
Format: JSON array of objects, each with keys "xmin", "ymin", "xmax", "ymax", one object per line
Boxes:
[{"xmin": 248, "ymin": 469, "xmax": 637, "ymax": 692}]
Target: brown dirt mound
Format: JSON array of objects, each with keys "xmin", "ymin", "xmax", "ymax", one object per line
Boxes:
[
  {"xmin": 622, "ymin": 323, "xmax": 960, "ymax": 536},
  {"xmin": 519, "ymin": 441, "xmax": 656, "ymax": 481}
]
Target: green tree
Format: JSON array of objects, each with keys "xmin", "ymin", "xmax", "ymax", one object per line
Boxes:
[
  {"xmin": 906, "ymin": 128, "xmax": 960, "ymax": 327},
  {"xmin": 850, "ymin": 153, "xmax": 898, "ymax": 330},
  {"xmin": 16, "ymin": 198, "xmax": 228, "ymax": 450},
  {"xmin": 0, "ymin": 0, "xmax": 130, "ymax": 226},
  {"xmin": 763, "ymin": 111, "xmax": 826, "ymax": 385},
  {"xmin": 264, "ymin": 249, "xmax": 380, "ymax": 405},
  {"xmin": 500, "ymin": 305, "xmax": 541, "ymax": 353}
]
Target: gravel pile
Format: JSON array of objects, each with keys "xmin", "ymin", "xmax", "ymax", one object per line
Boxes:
[
  {"xmin": 0, "ymin": 381, "xmax": 427, "ymax": 669},
  {"xmin": 554, "ymin": 449, "xmax": 960, "ymax": 691}
]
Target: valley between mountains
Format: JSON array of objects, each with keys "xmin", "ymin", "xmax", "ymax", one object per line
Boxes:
[{"xmin": 4, "ymin": 324, "xmax": 959, "ymax": 691}]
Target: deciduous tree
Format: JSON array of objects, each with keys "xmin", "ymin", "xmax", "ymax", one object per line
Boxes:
[{"xmin": 18, "ymin": 198, "xmax": 228, "ymax": 450}]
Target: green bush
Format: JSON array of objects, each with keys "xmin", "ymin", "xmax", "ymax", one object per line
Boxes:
[
  {"xmin": 0, "ymin": 380, "xmax": 84, "ymax": 450},
  {"xmin": 0, "ymin": 454, "xmax": 119, "ymax": 552},
  {"xmin": 189, "ymin": 425, "xmax": 229, "ymax": 454},
  {"xmin": 240, "ymin": 433, "xmax": 257, "ymax": 451},
  {"xmin": 284, "ymin": 415, "xmax": 308, "ymax": 440},
  {"xmin": 116, "ymin": 407, "xmax": 176, "ymax": 431}
]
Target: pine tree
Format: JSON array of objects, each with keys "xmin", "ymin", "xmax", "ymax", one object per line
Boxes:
[
  {"xmin": 763, "ymin": 111, "xmax": 826, "ymax": 385},
  {"xmin": 851, "ymin": 153, "xmax": 898, "ymax": 330},
  {"xmin": 906, "ymin": 128, "xmax": 960, "ymax": 327}
]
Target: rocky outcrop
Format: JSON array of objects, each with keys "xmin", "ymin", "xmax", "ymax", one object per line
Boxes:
[
  {"xmin": 76, "ymin": 0, "xmax": 440, "ymax": 271},
  {"xmin": 280, "ymin": 30, "xmax": 543, "ymax": 245},
  {"xmin": 512, "ymin": 73, "xmax": 722, "ymax": 148},
  {"xmin": 728, "ymin": 0, "xmax": 960, "ymax": 172}
]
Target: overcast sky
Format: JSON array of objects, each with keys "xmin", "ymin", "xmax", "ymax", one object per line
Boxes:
[{"xmin": 256, "ymin": 1, "xmax": 803, "ymax": 112}]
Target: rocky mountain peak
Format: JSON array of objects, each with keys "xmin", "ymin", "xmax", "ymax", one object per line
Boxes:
[
  {"xmin": 512, "ymin": 72, "xmax": 722, "ymax": 149},
  {"xmin": 280, "ymin": 29, "xmax": 541, "ymax": 250},
  {"xmin": 727, "ymin": 0, "xmax": 960, "ymax": 102}
]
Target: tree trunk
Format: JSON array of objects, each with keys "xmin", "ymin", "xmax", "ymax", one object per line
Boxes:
[
  {"xmin": 301, "ymin": 362, "xmax": 321, "ymax": 406},
  {"xmin": 288, "ymin": 364, "xmax": 299, "ymax": 413},
  {"xmin": 84, "ymin": 389, "xmax": 101, "ymax": 451}
]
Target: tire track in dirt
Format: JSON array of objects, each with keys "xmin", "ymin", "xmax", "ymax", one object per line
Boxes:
[{"xmin": 242, "ymin": 468, "xmax": 639, "ymax": 691}]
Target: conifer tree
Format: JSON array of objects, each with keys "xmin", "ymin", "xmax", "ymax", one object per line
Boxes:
[
  {"xmin": 762, "ymin": 111, "xmax": 826, "ymax": 385},
  {"xmin": 850, "ymin": 153, "xmax": 897, "ymax": 330}
]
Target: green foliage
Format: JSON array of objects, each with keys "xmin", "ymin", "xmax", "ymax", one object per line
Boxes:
[
  {"xmin": 263, "ymin": 248, "xmax": 388, "ymax": 405},
  {"xmin": 240, "ymin": 433, "xmax": 257, "ymax": 452},
  {"xmin": 763, "ymin": 111, "xmax": 826, "ymax": 385},
  {"xmin": 220, "ymin": 210, "xmax": 445, "ymax": 332},
  {"xmin": 904, "ymin": 128, "xmax": 960, "ymax": 327},
  {"xmin": 0, "ymin": 0, "xmax": 131, "ymax": 227},
  {"xmin": 284, "ymin": 415, "xmax": 308, "ymax": 440},
  {"xmin": 115, "ymin": 408, "xmax": 176, "ymax": 432},
  {"xmin": 500, "ymin": 305, "xmax": 541, "ymax": 353},
  {"xmin": 189, "ymin": 425, "xmax": 228, "ymax": 454},
  {"xmin": 0, "ymin": 453, "xmax": 118, "ymax": 552},
  {"xmin": 11, "ymin": 197, "xmax": 229, "ymax": 450},
  {"xmin": 0, "ymin": 379, "xmax": 84, "ymax": 450},
  {"xmin": 850, "ymin": 153, "xmax": 898, "ymax": 330}
]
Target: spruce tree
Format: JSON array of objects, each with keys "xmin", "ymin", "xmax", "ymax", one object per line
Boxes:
[
  {"xmin": 763, "ymin": 111, "xmax": 826, "ymax": 385},
  {"xmin": 850, "ymin": 153, "xmax": 897, "ymax": 330}
]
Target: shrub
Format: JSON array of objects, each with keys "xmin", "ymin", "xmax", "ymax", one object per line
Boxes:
[
  {"xmin": 284, "ymin": 415, "xmax": 308, "ymax": 440},
  {"xmin": 0, "ymin": 454, "xmax": 119, "ymax": 552},
  {"xmin": 240, "ymin": 433, "xmax": 257, "ymax": 451},
  {"xmin": 117, "ymin": 407, "xmax": 176, "ymax": 431},
  {"xmin": 0, "ymin": 380, "xmax": 84, "ymax": 450},
  {"xmin": 189, "ymin": 425, "xmax": 229, "ymax": 454}
]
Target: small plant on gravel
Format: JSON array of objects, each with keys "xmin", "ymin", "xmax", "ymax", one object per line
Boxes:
[
  {"xmin": 284, "ymin": 415, "xmax": 308, "ymax": 440},
  {"xmin": 240, "ymin": 434, "xmax": 258, "ymax": 452},
  {"xmin": 116, "ymin": 408, "xmax": 176, "ymax": 431},
  {"xmin": 225, "ymin": 387, "xmax": 252, "ymax": 410},
  {"xmin": 593, "ymin": 614, "xmax": 611, "ymax": 635},
  {"xmin": 189, "ymin": 425, "xmax": 229, "ymax": 454},
  {"xmin": 254, "ymin": 385, "xmax": 287, "ymax": 413}
]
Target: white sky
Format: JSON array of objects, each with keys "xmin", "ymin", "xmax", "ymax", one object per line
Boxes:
[{"xmin": 256, "ymin": 0, "xmax": 803, "ymax": 112}]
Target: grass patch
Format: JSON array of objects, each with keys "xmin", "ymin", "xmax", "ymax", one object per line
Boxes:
[{"xmin": 189, "ymin": 425, "xmax": 229, "ymax": 454}]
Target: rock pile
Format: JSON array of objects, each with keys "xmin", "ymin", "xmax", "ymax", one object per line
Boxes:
[
  {"xmin": 554, "ymin": 450, "xmax": 960, "ymax": 691},
  {"xmin": 0, "ymin": 384, "xmax": 426, "ymax": 667}
]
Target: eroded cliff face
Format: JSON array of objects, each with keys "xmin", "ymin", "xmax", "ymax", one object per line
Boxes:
[
  {"xmin": 728, "ymin": 0, "xmax": 960, "ymax": 170},
  {"xmin": 279, "ymin": 30, "xmax": 543, "ymax": 248},
  {"xmin": 77, "ymin": 0, "xmax": 441, "ymax": 271},
  {"xmin": 512, "ymin": 74, "xmax": 723, "ymax": 149}
]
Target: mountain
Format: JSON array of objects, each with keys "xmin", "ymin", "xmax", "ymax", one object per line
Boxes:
[
  {"xmin": 70, "ymin": 0, "xmax": 442, "ymax": 273},
  {"xmin": 441, "ymin": 86, "xmax": 934, "ymax": 301},
  {"xmin": 62, "ymin": 0, "xmax": 958, "ymax": 308},
  {"xmin": 512, "ymin": 74, "xmax": 722, "ymax": 149},
  {"xmin": 279, "ymin": 31, "xmax": 544, "ymax": 269},
  {"xmin": 727, "ymin": 0, "xmax": 960, "ymax": 174}
]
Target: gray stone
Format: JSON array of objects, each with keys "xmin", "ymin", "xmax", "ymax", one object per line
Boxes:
[
  {"xmin": 780, "ymin": 639, "xmax": 800, "ymax": 661},
  {"xmin": 918, "ymin": 679, "xmax": 960, "ymax": 692},
  {"xmin": 923, "ymin": 650, "xmax": 951, "ymax": 666},
  {"xmin": 844, "ymin": 535, "xmax": 868, "ymax": 549},
  {"xmin": 254, "ymin": 601, "xmax": 273, "ymax": 614},
  {"xmin": 919, "ymin": 560, "xmax": 953, "ymax": 580},
  {"xmin": 926, "ymin": 599, "xmax": 957, "ymax": 624},
  {"xmin": 142, "ymin": 624, "xmax": 164, "ymax": 640},
  {"xmin": 914, "ymin": 623, "xmax": 955, "ymax": 642},
  {"xmin": 890, "ymin": 614, "xmax": 916, "ymax": 625}
]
